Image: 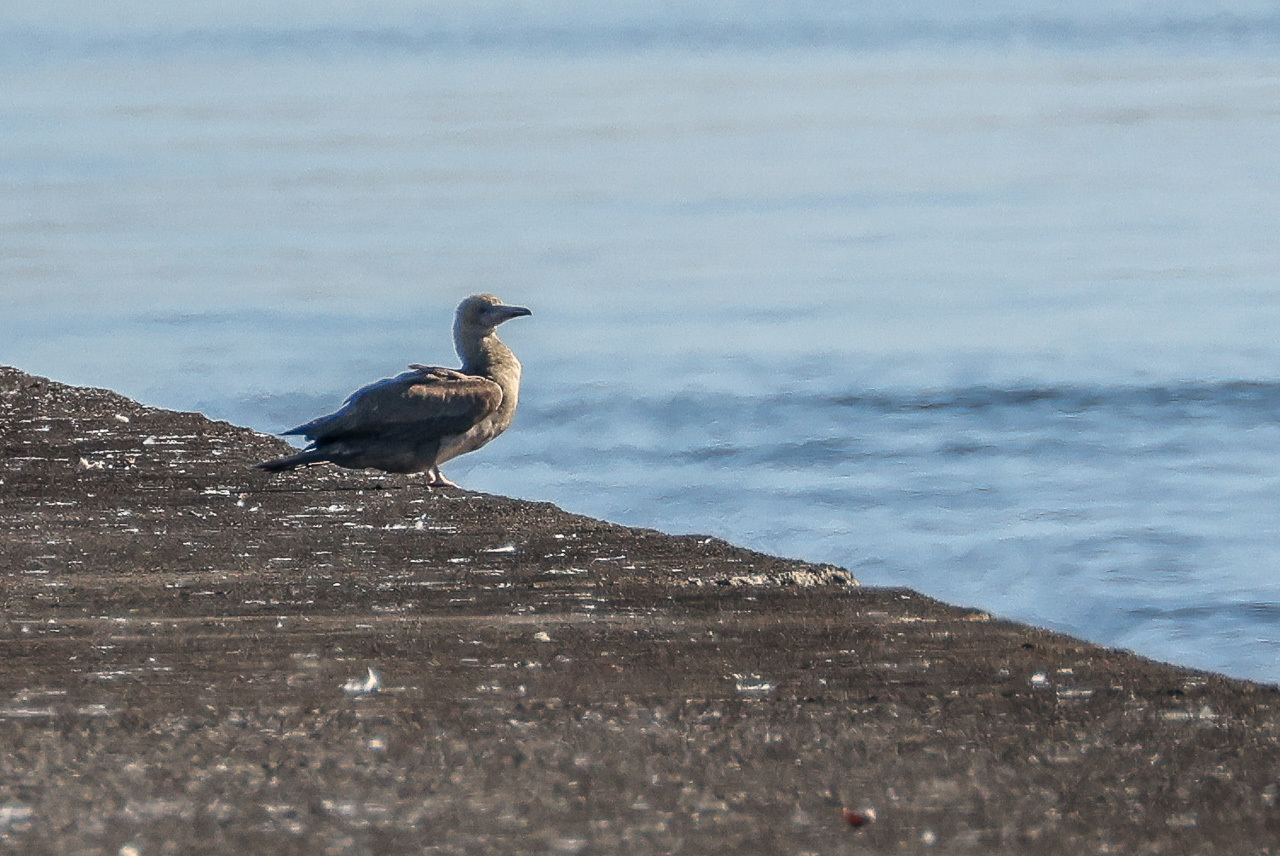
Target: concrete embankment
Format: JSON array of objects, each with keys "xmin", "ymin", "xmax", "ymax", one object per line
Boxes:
[{"xmin": 1, "ymin": 365, "xmax": 1277, "ymax": 854}]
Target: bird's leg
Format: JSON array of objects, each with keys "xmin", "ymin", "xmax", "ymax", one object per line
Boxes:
[{"xmin": 426, "ymin": 465, "xmax": 460, "ymax": 488}]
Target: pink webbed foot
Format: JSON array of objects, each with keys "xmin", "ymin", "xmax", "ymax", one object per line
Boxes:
[{"xmin": 425, "ymin": 466, "xmax": 460, "ymax": 488}]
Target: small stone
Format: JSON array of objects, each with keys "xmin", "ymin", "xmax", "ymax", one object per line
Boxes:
[
  {"xmin": 341, "ymin": 667, "xmax": 381, "ymax": 695},
  {"xmin": 842, "ymin": 807, "xmax": 875, "ymax": 827}
]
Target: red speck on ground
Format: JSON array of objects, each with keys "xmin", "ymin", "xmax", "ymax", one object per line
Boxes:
[{"xmin": 843, "ymin": 807, "xmax": 876, "ymax": 828}]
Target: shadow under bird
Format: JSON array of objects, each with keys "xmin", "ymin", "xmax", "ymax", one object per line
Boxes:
[{"xmin": 256, "ymin": 294, "xmax": 531, "ymax": 487}]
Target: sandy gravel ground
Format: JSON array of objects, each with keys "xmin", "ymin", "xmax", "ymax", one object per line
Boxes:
[{"xmin": 2, "ymin": 366, "xmax": 1278, "ymax": 854}]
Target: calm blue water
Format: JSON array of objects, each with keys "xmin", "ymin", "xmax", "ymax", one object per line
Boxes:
[{"xmin": 5, "ymin": 2, "xmax": 1280, "ymax": 682}]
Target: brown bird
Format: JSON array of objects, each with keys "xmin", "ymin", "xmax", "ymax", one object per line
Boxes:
[{"xmin": 256, "ymin": 293, "xmax": 531, "ymax": 486}]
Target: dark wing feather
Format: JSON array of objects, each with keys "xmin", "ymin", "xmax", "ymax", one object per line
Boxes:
[{"xmin": 286, "ymin": 366, "xmax": 502, "ymax": 443}]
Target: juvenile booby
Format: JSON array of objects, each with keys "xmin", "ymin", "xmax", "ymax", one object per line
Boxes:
[{"xmin": 256, "ymin": 293, "xmax": 531, "ymax": 487}]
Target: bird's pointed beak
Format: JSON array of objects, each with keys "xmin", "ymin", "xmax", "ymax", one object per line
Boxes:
[{"xmin": 495, "ymin": 304, "xmax": 532, "ymax": 320}]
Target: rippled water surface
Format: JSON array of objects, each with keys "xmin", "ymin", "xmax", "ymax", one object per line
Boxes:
[{"xmin": 5, "ymin": 1, "xmax": 1280, "ymax": 681}]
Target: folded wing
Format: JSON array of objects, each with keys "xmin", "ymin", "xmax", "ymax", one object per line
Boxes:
[{"xmin": 287, "ymin": 366, "xmax": 503, "ymax": 444}]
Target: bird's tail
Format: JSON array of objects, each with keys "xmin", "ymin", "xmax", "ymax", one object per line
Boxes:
[{"xmin": 255, "ymin": 448, "xmax": 328, "ymax": 473}]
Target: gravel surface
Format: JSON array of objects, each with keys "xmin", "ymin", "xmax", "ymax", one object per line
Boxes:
[{"xmin": 2, "ymin": 365, "xmax": 1279, "ymax": 855}]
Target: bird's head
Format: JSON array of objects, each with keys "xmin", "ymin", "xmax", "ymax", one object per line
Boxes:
[{"xmin": 457, "ymin": 293, "xmax": 533, "ymax": 334}]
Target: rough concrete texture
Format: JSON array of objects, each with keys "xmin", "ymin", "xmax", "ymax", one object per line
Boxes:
[{"xmin": 1, "ymin": 365, "xmax": 1279, "ymax": 855}]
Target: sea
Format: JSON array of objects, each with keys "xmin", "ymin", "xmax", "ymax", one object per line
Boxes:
[{"xmin": 4, "ymin": 1, "xmax": 1280, "ymax": 682}]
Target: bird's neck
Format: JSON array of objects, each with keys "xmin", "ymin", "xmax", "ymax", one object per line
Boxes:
[
  {"xmin": 457, "ymin": 328, "xmax": 517, "ymax": 379},
  {"xmin": 458, "ymin": 325, "xmax": 523, "ymax": 421}
]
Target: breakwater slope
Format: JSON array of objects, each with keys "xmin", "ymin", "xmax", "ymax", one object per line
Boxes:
[{"xmin": 1, "ymin": 366, "xmax": 1277, "ymax": 854}]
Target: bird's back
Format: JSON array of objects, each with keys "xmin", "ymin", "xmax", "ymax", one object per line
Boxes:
[{"xmin": 282, "ymin": 368, "xmax": 502, "ymax": 472}]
